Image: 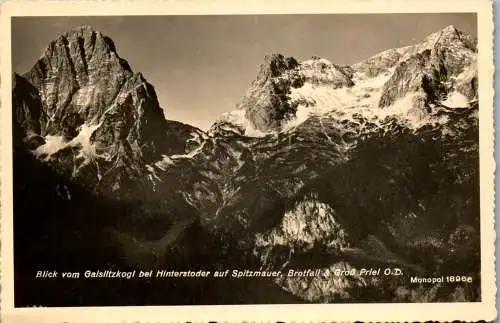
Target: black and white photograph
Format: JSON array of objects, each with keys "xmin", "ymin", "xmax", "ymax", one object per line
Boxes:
[{"xmin": 1, "ymin": 0, "xmax": 495, "ymax": 322}]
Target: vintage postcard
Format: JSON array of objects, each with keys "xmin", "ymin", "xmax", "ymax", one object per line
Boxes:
[{"xmin": 0, "ymin": 0, "xmax": 495, "ymax": 322}]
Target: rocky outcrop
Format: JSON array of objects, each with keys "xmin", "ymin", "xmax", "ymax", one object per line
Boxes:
[{"xmin": 254, "ymin": 196, "xmax": 350, "ymax": 268}]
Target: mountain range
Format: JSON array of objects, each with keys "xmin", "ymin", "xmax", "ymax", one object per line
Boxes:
[{"xmin": 12, "ymin": 24, "xmax": 480, "ymax": 306}]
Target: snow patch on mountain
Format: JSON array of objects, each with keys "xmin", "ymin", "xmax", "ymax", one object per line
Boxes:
[
  {"xmin": 282, "ymin": 68, "xmax": 468, "ymax": 135},
  {"xmin": 71, "ymin": 123, "xmax": 102, "ymax": 160},
  {"xmin": 34, "ymin": 135, "xmax": 67, "ymax": 157},
  {"xmin": 282, "ymin": 69, "xmax": 394, "ymax": 132},
  {"xmin": 216, "ymin": 109, "xmax": 270, "ymax": 137},
  {"xmin": 34, "ymin": 123, "xmax": 102, "ymax": 161},
  {"xmin": 155, "ymin": 155, "xmax": 175, "ymax": 171},
  {"xmin": 298, "ymin": 57, "xmax": 354, "ymax": 87},
  {"xmin": 441, "ymin": 91, "xmax": 471, "ymax": 108}
]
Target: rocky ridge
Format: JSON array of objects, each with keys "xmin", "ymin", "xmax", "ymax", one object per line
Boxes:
[{"xmin": 216, "ymin": 25, "xmax": 477, "ymax": 137}]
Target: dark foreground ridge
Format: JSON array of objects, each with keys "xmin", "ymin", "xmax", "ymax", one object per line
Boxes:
[{"xmin": 13, "ymin": 25, "xmax": 480, "ymax": 306}]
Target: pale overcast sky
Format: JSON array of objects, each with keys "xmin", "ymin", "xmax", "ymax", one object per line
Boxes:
[{"xmin": 12, "ymin": 14, "xmax": 477, "ymax": 130}]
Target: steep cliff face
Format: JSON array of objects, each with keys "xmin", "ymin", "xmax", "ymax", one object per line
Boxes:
[{"xmin": 13, "ymin": 25, "xmax": 480, "ymax": 305}]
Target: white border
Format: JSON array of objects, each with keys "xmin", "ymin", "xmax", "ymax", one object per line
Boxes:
[{"xmin": 0, "ymin": 0, "xmax": 495, "ymax": 322}]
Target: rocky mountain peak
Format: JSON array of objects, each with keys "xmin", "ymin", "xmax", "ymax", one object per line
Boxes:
[
  {"xmin": 378, "ymin": 26, "xmax": 477, "ymax": 109},
  {"xmin": 50, "ymin": 25, "xmax": 122, "ymax": 60},
  {"xmin": 441, "ymin": 24, "xmax": 460, "ymax": 35},
  {"xmin": 235, "ymin": 53, "xmax": 357, "ymax": 133},
  {"xmin": 423, "ymin": 24, "xmax": 477, "ymax": 51},
  {"xmin": 236, "ymin": 53, "xmax": 303, "ymax": 132},
  {"xmin": 27, "ymin": 25, "xmax": 132, "ymax": 86},
  {"xmin": 259, "ymin": 53, "xmax": 299, "ymax": 77},
  {"xmin": 13, "ymin": 27, "xmax": 204, "ymax": 199},
  {"xmin": 20, "ymin": 25, "xmax": 138, "ymax": 140}
]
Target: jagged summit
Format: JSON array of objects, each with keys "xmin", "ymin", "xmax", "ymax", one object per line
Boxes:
[
  {"xmin": 377, "ymin": 25, "xmax": 477, "ymax": 109},
  {"xmin": 423, "ymin": 24, "xmax": 477, "ymax": 51},
  {"xmin": 21, "ymin": 37, "xmax": 133, "ymax": 140},
  {"xmin": 52, "ymin": 25, "xmax": 120, "ymax": 53},
  {"xmin": 29, "ymin": 25, "xmax": 130, "ymax": 80},
  {"xmin": 21, "ymin": 26, "xmax": 146, "ymax": 117},
  {"xmin": 56, "ymin": 24, "xmax": 102, "ymax": 40},
  {"xmin": 235, "ymin": 53, "xmax": 302, "ymax": 132},
  {"xmin": 352, "ymin": 25, "xmax": 477, "ymax": 78},
  {"xmin": 259, "ymin": 53, "xmax": 299, "ymax": 78},
  {"xmin": 427, "ymin": 24, "xmax": 461, "ymax": 40},
  {"xmin": 441, "ymin": 24, "xmax": 460, "ymax": 34},
  {"xmin": 69, "ymin": 24, "xmax": 100, "ymax": 34}
]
